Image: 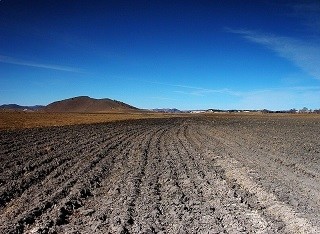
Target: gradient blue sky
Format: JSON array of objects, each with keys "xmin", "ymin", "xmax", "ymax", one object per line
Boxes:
[{"xmin": 1, "ymin": 0, "xmax": 320, "ymax": 110}]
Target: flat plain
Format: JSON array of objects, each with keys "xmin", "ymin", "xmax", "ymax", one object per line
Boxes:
[
  {"xmin": 0, "ymin": 113, "xmax": 320, "ymax": 233},
  {"xmin": 0, "ymin": 111, "xmax": 182, "ymax": 130}
]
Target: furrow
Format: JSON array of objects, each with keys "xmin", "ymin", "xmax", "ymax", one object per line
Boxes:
[
  {"xmin": 1, "ymin": 124, "xmax": 147, "ymax": 233},
  {"xmin": 0, "ymin": 126, "xmax": 126, "ymax": 210}
]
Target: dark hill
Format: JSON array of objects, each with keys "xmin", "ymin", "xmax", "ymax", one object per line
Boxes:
[
  {"xmin": 0, "ymin": 104, "xmax": 44, "ymax": 111},
  {"xmin": 44, "ymin": 96, "xmax": 138, "ymax": 113}
]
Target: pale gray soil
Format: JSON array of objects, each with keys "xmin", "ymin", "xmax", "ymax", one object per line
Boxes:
[{"xmin": 0, "ymin": 116, "xmax": 319, "ymax": 233}]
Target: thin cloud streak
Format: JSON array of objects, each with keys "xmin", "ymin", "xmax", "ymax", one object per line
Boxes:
[
  {"xmin": 236, "ymin": 88, "xmax": 320, "ymax": 110},
  {"xmin": 133, "ymin": 78, "xmax": 320, "ymax": 100},
  {"xmin": 134, "ymin": 79, "xmax": 242, "ymax": 96},
  {"xmin": 174, "ymin": 88, "xmax": 240, "ymax": 96},
  {"xmin": 150, "ymin": 96, "xmax": 178, "ymax": 101},
  {"xmin": 143, "ymin": 80, "xmax": 213, "ymax": 92},
  {"xmin": 172, "ymin": 85, "xmax": 320, "ymax": 110},
  {"xmin": 227, "ymin": 29, "xmax": 320, "ymax": 80},
  {"xmin": 129, "ymin": 77, "xmax": 320, "ymax": 109},
  {"xmin": 0, "ymin": 55, "xmax": 83, "ymax": 73}
]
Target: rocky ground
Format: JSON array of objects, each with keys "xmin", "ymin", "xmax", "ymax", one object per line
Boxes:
[{"xmin": 0, "ymin": 115, "xmax": 319, "ymax": 233}]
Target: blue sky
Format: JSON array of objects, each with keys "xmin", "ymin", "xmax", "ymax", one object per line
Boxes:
[{"xmin": 1, "ymin": 0, "xmax": 320, "ymax": 110}]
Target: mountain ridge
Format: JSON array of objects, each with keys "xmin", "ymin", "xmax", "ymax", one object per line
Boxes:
[
  {"xmin": 44, "ymin": 96, "xmax": 138, "ymax": 112},
  {"xmin": 0, "ymin": 96, "xmax": 138, "ymax": 113},
  {"xmin": 0, "ymin": 104, "xmax": 45, "ymax": 111}
]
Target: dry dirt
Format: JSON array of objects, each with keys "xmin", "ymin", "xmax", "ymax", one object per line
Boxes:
[
  {"xmin": 0, "ymin": 115, "xmax": 320, "ymax": 233},
  {"xmin": 0, "ymin": 112, "xmax": 183, "ymax": 130}
]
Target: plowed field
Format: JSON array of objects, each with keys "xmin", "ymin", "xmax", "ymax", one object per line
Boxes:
[{"xmin": 1, "ymin": 115, "xmax": 319, "ymax": 233}]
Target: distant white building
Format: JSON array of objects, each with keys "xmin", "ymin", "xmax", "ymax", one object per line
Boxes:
[{"xmin": 190, "ymin": 110, "xmax": 206, "ymax": 113}]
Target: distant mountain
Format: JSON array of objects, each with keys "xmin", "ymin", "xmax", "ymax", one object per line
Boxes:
[
  {"xmin": 151, "ymin": 108, "xmax": 182, "ymax": 113},
  {"xmin": 44, "ymin": 96, "xmax": 138, "ymax": 113},
  {"xmin": 0, "ymin": 104, "xmax": 44, "ymax": 111}
]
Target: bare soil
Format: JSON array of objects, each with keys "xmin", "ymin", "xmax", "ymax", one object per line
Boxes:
[
  {"xmin": 0, "ymin": 112, "xmax": 184, "ymax": 130},
  {"xmin": 0, "ymin": 115, "xmax": 319, "ymax": 233}
]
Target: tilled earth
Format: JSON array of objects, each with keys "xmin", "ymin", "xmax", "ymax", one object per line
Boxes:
[{"xmin": 0, "ymin": 116, "xmax": 319, "ymax": 233}]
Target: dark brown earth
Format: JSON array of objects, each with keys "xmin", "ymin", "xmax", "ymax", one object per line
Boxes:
[{"xmin": 0, "ymin": 115, "xmax": 319, "ymax": 233}]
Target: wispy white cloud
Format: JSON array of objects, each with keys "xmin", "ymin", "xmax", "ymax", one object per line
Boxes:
[
  {"xmin": 174, "ymin": 88, "xmax": 240, "ymax": 96},
  {"xmin": 235, "ymin": 86, "xmax": 320, "ymax": 110},
  {"xmin": 129, "ymin": 78, "xmax": 320, "ymax": 109},
  {"xmin": 142, "ymin": 80, "xmax": 213, "ymax": 92},
  {"xmin": 150, "ymin": 96, "xmax": 178, "ymax": 101},
  {"xmin": 173, "ymin": 84, "xmax": 320, "ymax": 109},
  {"xmin": 0, "ymin": 55, "xmax": 83, "ymax": 73},
  {"xmin": 227, "ymin": 29, "xmax": 320, "ymax": 80},
  {"xmin": 242, "ymin": 85, "xmax": 320, "ymax": 95},
  {"xmin": 134, "ymin": 79, "xmax": 242, "ymax": 96},
  {"xmin": 170, "ymin": 85, "xmax": 320, "ymax": 110},
  {"xmin": 173, "ymin": 90, "xmax": 204, "ymax": 96}
]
